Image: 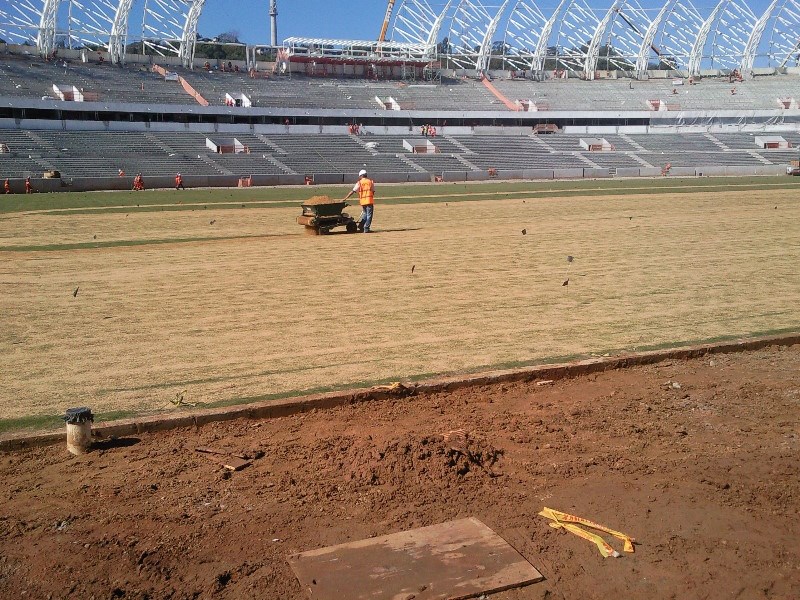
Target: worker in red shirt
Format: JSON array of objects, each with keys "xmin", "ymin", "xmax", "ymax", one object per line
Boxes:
[
  {"xmin": 175, "ymin": 173, "xmax": 185, "ymax": 190},
  {"xmin": 343, "ymin": 169, "xmax": 375, "ymax": 233},
  {"xmin": 4, "ymin": 178, "xmax": 10, "ymax": 194},
  {"xmin": 25, "ymin": 176, "xmax": 33, "ymax": 194}
]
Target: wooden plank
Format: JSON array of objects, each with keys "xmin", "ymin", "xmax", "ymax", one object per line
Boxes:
[
  {"xmin": 220, "ymin": 456, "xmax": 249, "ymax": 471},
  {"xmin": 195, "ymin": 448, "xmax": 250, "ymax": 471},
  {"xmin": 195, "ymin": 446, "xmax": 227, "ymax": 455},
  {"xmin": 287, "ymin": 517, "xmax": 542, "ymax": 600}
]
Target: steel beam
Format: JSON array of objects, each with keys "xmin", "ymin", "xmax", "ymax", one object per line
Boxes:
[
  {"xmin": 635, "ymin": 0, "xmax": 702, "ymax": 75},
  {"xmin": 425, "ymin": 0, "xmax": 452, "ymax": 56},
  {"xmin": 179, "ymin": 0, "xmax": 205, "ymax": 67},
  {"xmin": 584, "ymin": 0, "xmax": 624, "ymax": 79},
  {"xmin": 109, "ymin": 0, "xmax": 135, "ymax": 64},
  {"xmin": 502, "ymin": 0, "xmax": 548, "ymax": 71},
  {"xmin": 476, "ymin": 0, "xmax": 509, "ymax": 72},
  {"xmin": 530, "ymin": 0, "xmax": 571, "ymax": 74},
  {"xmin": 37, "ymin": 0, "xmax": 60, "ymax": 57}
]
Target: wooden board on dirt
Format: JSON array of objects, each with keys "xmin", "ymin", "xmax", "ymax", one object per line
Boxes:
[
  {"xmin": 287, "ymin": 517, "xmax": 543, "ymax": 600},
  {"xmin": 195, "ymin": 447, "xmax": 250, "ymax": 471}
]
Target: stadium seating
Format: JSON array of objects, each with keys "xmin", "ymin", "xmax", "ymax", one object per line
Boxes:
[
  {"xmin": 1, "ymin": 50, "xmax": 799, "ymax": 182},
  {"xmin": 491, "ymin": 76, "xmax": 800, "ymax": 112},
  {"xmin": 265, "ymin": 134, "xmax": 415, "ymax": 175},
  {"xmin": 0, "ymin": 55, "xmax": 194, "ymax": 105},
  {"xmin": 2, "ymin": 126, "xmax": 797, "ymax": 180},
  {"xmin": 2, "ymin": 51, "xmax": 799, "ymax": 117}
]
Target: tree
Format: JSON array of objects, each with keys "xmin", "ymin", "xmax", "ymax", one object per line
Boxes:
[
  {"xmin": 215, "ymin": 30, "xmax": 241, "ymax": 44},
  {"xmin": 491, "ymin": 40, "xmax": 510, "ymax": 56},
  {"xmin": 194, "ymin": 30, "xmax": 246, "ymax": 60}
]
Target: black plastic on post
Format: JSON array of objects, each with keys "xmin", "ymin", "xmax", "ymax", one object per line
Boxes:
[{"xmin": 63, "ymin": 407, "xmax": 94, "ymax": 424}]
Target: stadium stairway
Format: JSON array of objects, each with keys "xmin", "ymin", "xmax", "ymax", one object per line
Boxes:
[
  {"xmin": 440, "ymin": 135, "xmax": 473, "ymax": 154},
  {"xmin": 396, "ymin": 154, "xmax": 428, "ymax": 173}
]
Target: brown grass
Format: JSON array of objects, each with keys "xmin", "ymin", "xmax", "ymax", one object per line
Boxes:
[{"xmin": 1, "ymin": 190, "xmax": 798, "ymax": 420}]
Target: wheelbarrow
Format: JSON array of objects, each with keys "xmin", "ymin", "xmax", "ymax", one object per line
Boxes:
[{"xmin": 296, "ymin": 196, "xmax": 359, "ymax": 235}]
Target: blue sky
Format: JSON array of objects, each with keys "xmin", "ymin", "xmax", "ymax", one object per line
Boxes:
[
  {"xmin": 197, "ymin": 0, "xmax": 388, "ymax": 43},
  {"xmin": 195, "ymin": 0, "xmax": 775, "ymax": 46}
]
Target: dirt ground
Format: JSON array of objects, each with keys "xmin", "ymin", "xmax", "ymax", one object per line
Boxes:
[
  {"xmin": 1, "ymin": 345, "xmax": 798, "ymax": 599},
  {"xmin": 1, "ymin": 190, "xmax": 799, "ymax": 422}
]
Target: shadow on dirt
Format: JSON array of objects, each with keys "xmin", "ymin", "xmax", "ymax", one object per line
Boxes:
[
  {"xmin": 92, "ymin": 437, "xmax": 141, "ymax": 450},
  {"xmin": 324, "ymin": 227, "xmax": 423, "ymax": 235}
]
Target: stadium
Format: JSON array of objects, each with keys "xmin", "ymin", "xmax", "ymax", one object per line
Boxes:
[{"xmin": 0, "ymin": 0, "xmax": 799, "ymax": 599}]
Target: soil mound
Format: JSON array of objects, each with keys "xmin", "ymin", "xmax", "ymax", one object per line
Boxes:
[{"xmin": 318, "ymin": 432, "xmax": 503, "ymax": 486}]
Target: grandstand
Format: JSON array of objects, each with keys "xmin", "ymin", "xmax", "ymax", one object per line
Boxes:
[
  {"xmin": 0, "ymin": 0, "xmax": 799, "ymax": 188},
  {"xmin": 2, "ymin": 123, "xmax": 797, "ymax": 182}
]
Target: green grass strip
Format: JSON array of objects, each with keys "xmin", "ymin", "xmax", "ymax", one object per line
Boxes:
[
  {"xmin": 0, "ymin": 410, "xmax": 138, "ymax": 436},
  {"xmin": 0, "ymin": 234, "xmax": 271, "ymax": 252},
  {"xmin": 3, "ymin": 176, "xmax": 799, "ymax": 215},
  {"xmin": 2, "ymin": 326, "xmax": 796, "ymax": 435}
]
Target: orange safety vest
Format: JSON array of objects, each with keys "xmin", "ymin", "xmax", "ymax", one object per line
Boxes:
[
  {"xmin": 357, "ymin": 177, "xmax": 374, "ymax": 206},
  {"xmin": 176, "ymin": 175, "xmax": 183, "ymax": 185}
]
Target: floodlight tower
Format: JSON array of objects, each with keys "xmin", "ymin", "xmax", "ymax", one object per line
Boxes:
[{"xmin": 270, "ymin": 0, "xmax": 278, "ymax": 46}]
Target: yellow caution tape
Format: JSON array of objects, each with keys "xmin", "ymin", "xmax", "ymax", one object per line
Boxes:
[
  {"xmin": 539, "ymin": 507, "xmax": 635, "ymax": 558},
  {"xmin": 373, "ymin": 382, "xmax": 407, "ymax": 392}
]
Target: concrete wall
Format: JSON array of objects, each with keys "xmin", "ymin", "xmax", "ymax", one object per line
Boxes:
[
  {"xmin": 754, "ymin": 165, "xmax": 787, "ymax": 176},
  {"xmin": 406, "ymin": 172, "xmax": 435, "ymax": 183},
  {"xmin": 552, "ymin": 168, "xmax": 584, "ymax": 179},
  {"xmin": 4, "ymin": 166, "xmax": 792, "ymax": 194},
  {"xmin": 497, "ymin": 169, "xmax": 523, "ymax": 180},
  {"xmin": 311, "ymin": 173, "xmax": 346, "ymax": 185},
  {"xmin": 522, "ymin": 168, "xmax": 554, "ymax": 180},
  {"xmin": 441, "ymin": 171, "xmax": 468, "ymax": 182},
  {"xmin": 638, "ymin": 167, "xmax": 662, "ymax": 177},
  {"xmin": 583, "ymin": 168, "xmax": 612, "ymax": 178},
  {"xmin": 667, "ymin": 167, "xmax": 696, "ymax": 177},
  {"xmin": 695, "ymin": 166, "xmax": 727, "ymax": 177}
]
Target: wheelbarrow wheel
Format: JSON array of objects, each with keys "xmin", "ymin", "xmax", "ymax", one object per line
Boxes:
[
  {"xmin": 346, "ymin": 221, "xmax": 358, "ymax": 234},
  {"xmin": 304, "ymin": 225, "xmax": 319, "ymax": 236}
]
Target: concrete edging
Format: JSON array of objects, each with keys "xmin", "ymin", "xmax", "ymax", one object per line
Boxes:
[{"xmin": 1, "ymin": 332, "xmax": 798, "ymax": 452}]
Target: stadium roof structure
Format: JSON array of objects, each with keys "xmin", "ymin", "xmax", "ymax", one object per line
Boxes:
[
  {"xmin": 390, "ymin": 0, "xmax": 800, "ymax": 77},
  {"xmin": 282, "ymin": 37, "xmax": 433, "ymax": 65},
  {"xmin": 0, "ymin": 0, "xmax": 204, "ymax": 66},
  {"xmin": 0, "ymin": 0, "xmax": 798, "ymax": 76}
]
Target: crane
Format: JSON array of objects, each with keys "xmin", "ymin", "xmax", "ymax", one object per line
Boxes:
[{"xmin": 378, "ymin": 0, "xmax": 396, "ymax": 43}]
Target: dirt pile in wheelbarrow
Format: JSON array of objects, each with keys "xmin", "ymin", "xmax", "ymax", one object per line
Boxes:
[{"xmin": 303, "ymin": 195, "xmax": 336, "ymax": 205}]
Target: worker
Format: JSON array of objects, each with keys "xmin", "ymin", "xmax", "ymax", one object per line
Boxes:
[
  {"xmin": 175, "ymin": 173, "xmax": 185, "ymax": 190},
  {"xmin": 343, "ymin": 169, "xmax": 375, "ymax": 233},
  {"xmin": 25, "ymin": 176, "xmax": 33, "ymax": 194},
  {"xmin": 133, "ymin": 173, "xmax": 144, "ymax": 191},
  {"xmin": 118, "ymin": 168, "xmax": 125, "ymax": 177},
  {"xmin": 4, "ymin": 178, "xmax": 10, "ymax": 194}
]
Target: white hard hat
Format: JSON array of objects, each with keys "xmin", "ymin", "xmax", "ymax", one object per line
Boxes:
[{"xmin": 358, "ymin": 169, "xmax": 367, "ymax": 176}]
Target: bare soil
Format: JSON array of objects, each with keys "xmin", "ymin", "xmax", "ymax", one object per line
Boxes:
[
  {"xmin": 1, "ymin": 345, "xmax": 798, "ymax": 599},
  {"xmin": 1, "ymin": 190, "xmax": 799, "ymax": 421}
]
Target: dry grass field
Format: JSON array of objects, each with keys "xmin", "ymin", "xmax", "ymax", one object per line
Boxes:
[{"xmin": 1, "ymin": 183, "xmax": 799, "ymax": 428}]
